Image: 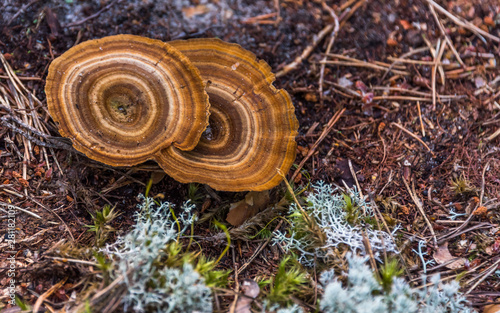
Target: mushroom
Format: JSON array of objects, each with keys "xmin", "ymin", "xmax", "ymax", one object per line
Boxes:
[
  {"xmin": 157, "ymin": 38, "xmax": 298, "ymax": 191},
  {"xmin": 45, "ymin": 34, "xmax": 210, "ymax": 167}
]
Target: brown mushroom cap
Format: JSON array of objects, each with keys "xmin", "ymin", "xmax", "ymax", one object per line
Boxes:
[
  {"xmin": 157, "ymin": 38, "xmax": 298, "ymax": 191},
  {"xmin": 45, "ymin": 34, "xmax": 209, "ymax": 166}
]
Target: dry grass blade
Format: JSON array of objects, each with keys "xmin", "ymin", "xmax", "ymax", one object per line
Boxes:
[
  {"xmin": 321, "ymin": 58, "xmax": 410, "ymax": 76},
  {"xmin": 381, "ymin": 46, "xmax": 430, "ymax": 80},
  {"xmin": 319, "ymin": 2, "xmax": 339, "ymax": 104},
  {"xmin": 428, "ymin": 3, "xmax": 465, "ymax": 68},
  {"xmin": 0, "ymin": 53, "xmax": 63, "ymax": 174},
  {"xmin": 486, "ymin": 128, "xmax": 500, "ymax": 141},
  {"xmin": 402, "ymin": 177, "xmax": 437, "ymax": 247},
  {"xmin": 431, "ymin": 39, "xmax": 447, "ymax": 110},
  {"xmin": 237, "ymin": 220, "xmax": 284, "ymax": 275},
  {"xmin": 391, "ymin": 122, "xmax": 432, "ymax": 153},
  {"xmin": 275, "ymin": 23, "xmax": 335, "ymax": 78},
  {"xmin": 33, "ymin": 277, "xmax": 67, "ymax": 313},
  {"xmin": 417, "ymin": 101, "xmax": 426, "ymax": 137},
  {"xmin": 0, "ymin": 201, "xmax": 42, "ymax": 219},
  {"xmin": 426, "ymin": 0, "xmax": 500, "ymax": 43},
  {"xmin": 465, "ymin": 258, "xmax": 500, "ymax": 295}
]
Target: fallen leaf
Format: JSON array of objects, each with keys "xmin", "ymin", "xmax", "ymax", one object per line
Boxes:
[
  {"xmin": 433, "ymin": 242, "xmax": 466, "ymax": 269},
  {"xmin": 485, "ymin": 238, "xmax": 500, "ymax": 255},
  {"xmin": 150, "ymin": 171, "xmax": 166, "ymax": 184},
  {"xmin": 226, "ymin": 191, "xmax": 270, "ymax": 226},
  {"xmin": 386, "ymin": 37, "xmax": 398, "ymax": 46},
  {"xmin": 484, "ymin": 16, "xmax": 495, "ymax": 27},
  {"xmin": 399, "ymin": 19, "xmax": 412, "ymax": 30},
  {"xmin": 182, "ymin": 5, "xmax": 209, "ymax": 18}
]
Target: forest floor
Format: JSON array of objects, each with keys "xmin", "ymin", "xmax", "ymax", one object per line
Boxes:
[{"xmin": 0, "ymin": 0, "xmax": 500, "ymax": 312}]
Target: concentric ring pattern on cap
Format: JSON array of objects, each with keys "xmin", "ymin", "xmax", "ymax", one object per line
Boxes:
[
  {"xmin": 158, "ymin": 38, "xmax": 298, "ymax": 191},
  {"xmin": 45, "ymin": 34, "xmax": 210, "ymax": 167}
]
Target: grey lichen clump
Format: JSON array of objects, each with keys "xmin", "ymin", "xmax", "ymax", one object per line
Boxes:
[
  {"xmin": 102, "ymin": 196, "xmax": 212, "ymax": 313},
  {"xmin": 318, "ymin": 254, "xmax": 476, "ymax": 313},
  {"xmin": 273, "ymin": 181, "xmax": 399, "ymax": 266}
]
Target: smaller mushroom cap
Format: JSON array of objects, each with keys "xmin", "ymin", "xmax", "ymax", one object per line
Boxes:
[
  {"xmin": 157, "ymin": 38, "xmax": 298, "ymax": 191},
  {"xmin": 45, "ymin": 34, "xmax": 209, "ymax": 166}
]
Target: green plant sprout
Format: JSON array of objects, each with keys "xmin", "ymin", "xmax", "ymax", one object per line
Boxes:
[
  {"xmin": 260, "ymin": 256, "xmax": 309, "ymax": 306},
  {"xmin": 85, "ymin": 204, "xmax": 120, "ymax": 247},
  {"xmin": 188, "ymin": 183, "xmax": 205, "ymax": 204}
]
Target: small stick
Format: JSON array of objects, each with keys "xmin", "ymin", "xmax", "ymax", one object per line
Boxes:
[
  {"xmin": 290, "ymin": 108, "xmax": 346, "ymax": 182},
  {"xmin": 33, "ymin": 277, "xmax": 67, "ymax": 313},
  {"xmin": 391, "ymin": 122, "xmax": 432, "ymax": 153},
  {"xmin": 31, "ymin": 198, "xmax": 75, "ymax": 241},
  {"xmin": 381, "ymin": 46, "xmax": 430, "ymax": 81},
  {"xmin": 479, "ymin": 161, "xmax": 490, "ymax": 207},
  {"xmin": 371, "ymin": 86, "xmax": 464, "ymax": 99},
  {"xmin": 339, "ymin": 0, "xmax": 366, "ymax": 29},
  {"xmin": 63, "ymin": 0, "xmax": 119, "ymax": 27},
  {"xmin": 321, "ymin": 60, "xmax": 410, "ymax": 76},
  {"xmin": 465, "ymin": 258, "xmax": 500, "ymax": 295},
  {"xmin": 426, "ymin": 0, "xmax": 500, "ymax": 43},
  {"xmin": 237, "ymin": 220, "xmax": 284, "ymax": 275},
  {"xmin": 362, "ymin": 232, "xmax": 380, "ymax": 280},
  {"xmin": 403, "ymin": 177, "xmax": 437, "ymax": 247},
  {"xmin": 417, "ymin": 101, "xmax": 426, "ymax": 137},
  {"xmin": 0, "ymin": 75, "xmax": 42, "ymax": 81},
  {"xmin": 486, "ymin": 128, "xmax": 500, "ymax": 141},
  {"xmin": 433, "ymin": 39, "xmax": 447, "ymax": 109},
  {"xmin": 319, "ymin": 2, "xmax": 339, "ymax": 104},
  {"xmin": 241, "ymin": 12, "xmax": 277, "ymax": 24},
  {"xmin": 275, "ymin": 23, "xmax": 334, "ymax": 78},
  {"xmin": 0, "ymin": 201, "xmax": 41, "ymax": 219},
  {"xmin": 373, "ymin": 95, "xmax": 461, "ymax": 102},
  {"xmin": 48, "ymin": 257, "xmax": 98, "ymax": 266},
  {"xmin": 7, "ymin": 0, "xmax": 39, "ymax": 25},
  {"xmin": 348, "ymin": 159, "xmax": 363, "ymax": 200},
  {"xmin": 385, "ymin": 57, "xmax": 436, "ymax": 65},
  {"xmin": 340, "ymin": 0, "xmax": 357, "ymax": 11},
  {"xmin": 428, "ymin": 3, "xmax": 465, "ymax": 68}
]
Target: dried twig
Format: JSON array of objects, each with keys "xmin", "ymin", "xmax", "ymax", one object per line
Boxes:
[
  {"xmin": 7, "ymin": 0, "xmax": 39, "ymax": 25},
  {"xmin": 486, "ymin": 128, "xmax": 500, "ymax": 141},
  {"xmin": 417, "ymin": 101, "xmax": 425, "ymax": 137},
  {"xmin": 381, "ymin": 46, "xmax": 430, "ymax": 80},
  {"xmin": 291, "ymin": 108, "xmax": 346, "ymax": 182},
  {"xmin": 426, "ymin": 0, "xmax": 500, "ymax": 43},
  {"xmin": 338, "ymin": 0, "xmax": 366, "ymax": 29},
  {"xmin": 391, "ymin": 122, "xmax": 432, "ymax": 153},
  {"xmin": 0, "ymin": 75, "xmax": 42, "ymax": 81},
  {"xmin": 275, "ymin": 23, "xmax": 335, "ymax": 78},
  {"xmin": 30, "ymin": 198, "xmax": 75, "ymax": 241},
  {"xmin": 403, "ymin": 178, "xmax": 437, "ymax": 247},
  {"xmin": 33, "ymin": 278, "xmax": 68, "ymax": 313},
  {"xmin": 428, "ymin": 3, "xmax": 465, "ymax": 68},
  {"xmin": 348, "ymin": 159, "xmax": 363, "ymax": 199},
  {"xmin": 465, "ymin": 258, "xmax": 500, "ymax": 295},
  {"xmin": 479, "ymin": 161, "xmax": 491, "ymax": 207},
  {"xmin": 321, "ymin": 58, "xmax": 410, "ymax": 76},
  {"xmin": 237, "ymin": 220, "xmax": 284, "ymax": 275},
  {"xmin": 319, "ymin": 2, "xmax": 339, "ymax": 104},
  {"xmin": 431, "ymin": 39, "xmax": 447, "ymax": 110},
  {"xmin": 63, "ymin": 0, "xmax": 119, "ymax": 27},
  {"xmin": 0, "ymin": 201, "xmax": 41, "ymax": 219}
]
